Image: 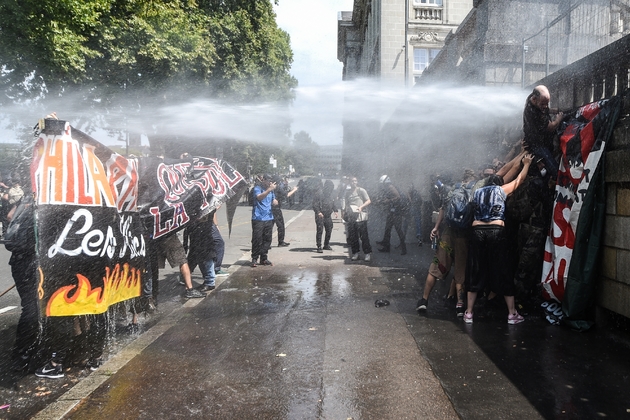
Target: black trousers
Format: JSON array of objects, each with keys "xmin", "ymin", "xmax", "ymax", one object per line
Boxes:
[
  {"xmin": 381, "ymin": 210, "xmax": 406, "ymax": 251},
  {"xmin": 11, "ymin": 252, "xmax": 39, "ymax": 364},
  {"xmin": 315, "ymin": 215, "xmax": 333, "ymax": 247},
  {"xmin": 252, "ymin": 219, "xmax": 273, "ymax": 261},
  {"xmin": 272, "ymin": 207, "xmax": 285, "ymax": 244},
  {"xmin": 347, "ymin": 220, "xmax": 372, "ymax": 254}
]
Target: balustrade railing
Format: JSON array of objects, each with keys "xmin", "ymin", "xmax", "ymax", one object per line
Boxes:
[{"xmin": 414, "ymin": 6, "xmax": 442, "ymax": 21}]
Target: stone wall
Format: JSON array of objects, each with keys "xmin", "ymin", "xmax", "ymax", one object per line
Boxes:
[{"xmin": 536, "ymin": 35, "xmax": 630, "ymax": 321}]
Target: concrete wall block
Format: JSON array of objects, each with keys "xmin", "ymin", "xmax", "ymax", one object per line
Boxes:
[
  {"xmin": 604, "ymin": 215, "xmax": 630, "ymax": 249},
  {"xmin": 610, "ymin": 119, "xmax": 630, "ymax": 150},
  {"xmin": 605, "ymin": 150, "xmax": 630, "ymax": 183},
  {"xmin": 601, "ymin": 246, "xmax": 617, "ymax": 280},
  {"xmin": 617, "ymin": 249, "xmax": 630, "ymax": 286},
  {"xmin": 606, "ymin": 183, "xmax": 616, "ymax": 215},
  {"xmin": 617, "ymin": 187, "xmax": 630, "ymax": 216},
  {"xmin": 598, "ymin": 278, "xmax": 630, "ymax": 319}
]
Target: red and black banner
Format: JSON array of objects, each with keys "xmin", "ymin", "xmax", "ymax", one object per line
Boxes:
[
  {"xmin": 31, "ymin": 119, "xmax": 246, "ymax": 316},
  {"xmin": 541, "ymin": 97, "xmax": 621, "ymax": 308}
]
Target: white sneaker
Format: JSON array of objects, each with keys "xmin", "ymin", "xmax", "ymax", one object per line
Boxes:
[
  {"xmin": 364, "ymin": 253, "xmax": 371, "ymax": 262},
  {"xmin": 351, "ymin": 253, "xmax": 359, "ymax": 260}
]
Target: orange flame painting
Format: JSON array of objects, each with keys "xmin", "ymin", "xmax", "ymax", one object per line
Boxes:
[{"xmin": 46, "ymin": 263, "xmax": 142, "ymax": 316}]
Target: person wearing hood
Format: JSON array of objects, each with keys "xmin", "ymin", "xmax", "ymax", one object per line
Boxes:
[{"xmin": 312, "ymin": 180, "xmax": 338, "ymax": 253}]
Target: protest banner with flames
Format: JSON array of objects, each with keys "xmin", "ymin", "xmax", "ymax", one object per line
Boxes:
[
  {"xmin": 32, "ymin": 119, "xmax": 247, "ymax": 317},
  {"xmin": 32, "ymin": 119, "xmax": 146, "ymax": 316},
  {"xmin": 541, "ymin": 96, "xmax": 621, "ymax": 308}
]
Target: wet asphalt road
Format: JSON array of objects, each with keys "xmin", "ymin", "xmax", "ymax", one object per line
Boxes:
[{"xmin": 2, "ymin": 200, "xmax": 630, "ymax": 419}]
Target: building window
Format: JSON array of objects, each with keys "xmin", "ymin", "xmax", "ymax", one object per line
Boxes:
[
  {"xmin": 413, "ymin": 48, "xmax": 440, "ymax": 72},
  {"xmin": 413, "ymin": 0, "xmax": 443, "ymax": 5}
]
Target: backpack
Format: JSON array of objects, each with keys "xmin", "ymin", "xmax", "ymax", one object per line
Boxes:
[
  {"xmin": 444, "ymin": 181, "xmax": 475, "ymax": 229},
  {"xmin": 4, "ymin": 195, "xmax": 35, "ymax": 253}
]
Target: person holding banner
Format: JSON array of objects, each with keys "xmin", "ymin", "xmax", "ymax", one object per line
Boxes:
[
  {"xmin": 251, "ymin": 174, "xmax": 277, "ymax": 267},
  {"xmin": 156, "ymin": 234, "xmax": 206, "ymax": 299},
  {"xmin": 523, "ymin": 85, "xmax": 563, "ymax": 179},
  {"xmin": 463, "ymin": 154, "xmax": 533, "ymax": 325},
  {"xmin": 184, "ymin": 211, "xmax": 217, "ymax": 292}
]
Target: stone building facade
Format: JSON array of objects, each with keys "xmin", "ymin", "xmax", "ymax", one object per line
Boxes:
[
  {"xmin": 421, "ymin": 0, "xmax": 627, "ymax": 87},
  {"xmin": 338, "ymin": 0, "xmax": 473, "ymax": 84}
]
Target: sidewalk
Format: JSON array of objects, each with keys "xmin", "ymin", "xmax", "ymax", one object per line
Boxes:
[{"xmin": 4, "ymin": 205, "xmax": 630, "ymax": 419}]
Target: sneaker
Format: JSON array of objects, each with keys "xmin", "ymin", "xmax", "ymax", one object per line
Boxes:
[
  {"xmin": 178, "ymin": 275, "xmax": 186, "ymax": 286},
  {"xmin": 456, "ymin": 302, "xmax": 465, "ymax": 317},
  {"xmin": 251, "ymin": 258, "xmax": 258, "ymax": 267},
  {"xmin": 464, "ymin": 312, "xmax": 473, "ymax": 324},
  {"xmin": 278, "ymin": 242, "xmax": 290, "ymax": 247},
  {"xmin": 417, "ymin": 240, "xmax": 423, "ymax": 247},
  {"xmin": 184, "ymin": 288, "xmax": 206, "ymax": 299},
  {"xmin": 416, "ymin": 298, "xmax": 428, "ymax": 311},
  {"xmin": 323, "ymin": 245, "xmax": 332, "ymax": 251},
  {"xmin": 143, "ymin": 296, "xmax": 157, "ymax": 313},
  {"xmin": 35, "ymin": 362, "xmax": 64, "ymax": 379},
  {"xmin": 316, "ymin": 247, "xmax": 323, "ymax": 253},
  {"xmin": 364, "ymin": 253, "xmax": 371, "ymax": 262},
  {"xmin": 376, "ymin": 240, "xmax": 386, "ymax": 246},
  {"xmin": 351, "ymin": 253, "xmax": 359, "ymax": 261},
  {"xmin": 508, "ymin": 312, "xmax": 525, "ymax": 325},
  {"xmin": 260, "ymin": 259, "xmax": 273, "ymax": 266},
  {"xmin": 377, "ymin": 247, "xmax": 390, "ymax": 253},
  {"xmin": 197, "ymin": 284, "xmax": 215, "ymax": 292},
  {"xmin": 86, "ymin": 358, "xmax": 102, "ymax": 371},
  {"xmin": 215, "ymin": 270, "xmax": 229, "ymax": 277}
]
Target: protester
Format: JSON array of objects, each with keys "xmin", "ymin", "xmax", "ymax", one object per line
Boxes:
[
  {"xmin": 523, "ymin": 85, "xmax": 563, "ymax": 179},
  {"xmin": 8, "ymin": 194, "xmax": 38, "ymax": 373},
  {"xmin": 464, "ymin": 154, "xmax": 534, "ymax": 325},
  {"xmin": 156, "ymin": 233, "xmax": 206, "ymax": 299},
  {"xmin": 417, "ymin": 169, "xmax": 477, "ymax": 316},
  {"xmin": 184, "ymin": 212, "xmax": 217, "ymax": 292},
  {"xmin": 376, "ymin": 175, "xmax": 407, "ymax": 255},
  {"xmin": 344, "ymin": 176, "xmax": 372, "ymax": 261},
  {"xmin": 272, "ymin": 175, "xmax": 297, "ymax": 247},
  {"xmin": 251, "ymin": 174, "xmax": 277, "ymax": 267},
  {"xmin": 35, "ymin": 314, "xmax": 107, "ymax": 378},
  {"xmin": 312, "ymin": 180, "xmax": 337, "ymax": 253}
]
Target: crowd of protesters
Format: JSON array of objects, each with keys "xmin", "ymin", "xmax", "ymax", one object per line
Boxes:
[{"xmin": 7, "ymin": 84, "xmax": 562, "ymax": 383}]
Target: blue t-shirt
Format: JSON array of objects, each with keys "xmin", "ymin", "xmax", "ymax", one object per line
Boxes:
[
  {"xmin": 473, "ymin": 185, "xmax": 506, "ymax": 222},
  {"xmin": 252, "ymin": 185, "xmax": 275, "ymax": 221}
]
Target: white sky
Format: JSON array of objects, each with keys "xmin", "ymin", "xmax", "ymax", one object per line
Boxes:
[{"xmin": 274, "ymin": 0, "xmax": 355, "ymax": 145}]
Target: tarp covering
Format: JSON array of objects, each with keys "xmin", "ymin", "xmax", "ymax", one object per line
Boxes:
[
  {"xmin": 541, "ymin": 97, "xmax": 622, "ymax": 317},
  {"xmin": 32, "ymin": 119, "xmax": 246, "ymax": 316}
]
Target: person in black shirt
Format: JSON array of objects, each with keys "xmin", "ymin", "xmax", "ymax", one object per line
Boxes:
[
  {"xmin": 523, "ymin": 85, "xmax": 563, "ymax": 179},
  {"xmin": 312, "ymin": 180, "xmax": 337, "ymax": 253}
]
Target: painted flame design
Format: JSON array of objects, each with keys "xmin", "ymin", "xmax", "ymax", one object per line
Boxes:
[{"xmin": 46, "ymin": 263, "xmax": 142, "ymax": 316}]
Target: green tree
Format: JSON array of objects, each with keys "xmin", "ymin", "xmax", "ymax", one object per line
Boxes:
[{"xmin": 0, "ymin": 0, "xmax": 297, "ymax": 136}]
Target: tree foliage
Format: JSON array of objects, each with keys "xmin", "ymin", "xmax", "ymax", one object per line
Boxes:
[{"xmin": 0, "ymin": 0, "xmax": 296, "ymax": 114}]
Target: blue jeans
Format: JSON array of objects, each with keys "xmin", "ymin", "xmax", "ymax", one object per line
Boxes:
[{"xmin": 198, "ymin": 259, "xmax": 216, "ymax": 287}]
